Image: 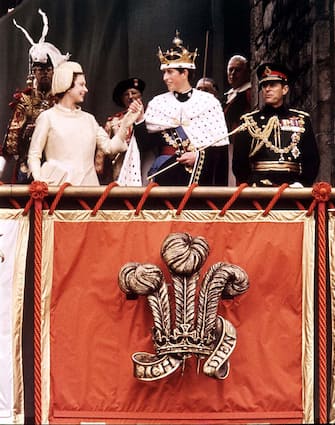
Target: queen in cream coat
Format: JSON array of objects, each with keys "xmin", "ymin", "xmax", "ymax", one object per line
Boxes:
[
  {"xmin": 28, "ymin": 103, "xmax": 130, "ymax": 185},
  {"xmin": 28, "ymin": 60, "xmax": 138, "ymax": 186}
]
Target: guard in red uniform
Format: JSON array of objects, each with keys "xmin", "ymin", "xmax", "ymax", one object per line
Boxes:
[{"xmin": 2, "ymin": 9, "xmax": 69, "ymax": 183}]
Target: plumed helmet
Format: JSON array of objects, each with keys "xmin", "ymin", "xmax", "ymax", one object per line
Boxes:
[
  {"xmin": 13, "ymin": 9, "xmax": 70, "ymax": 74},
  {"xmin": 51, "ymin": 61, "xmax": 83, "ymax": 95},
  {"xmin": 29, "ymin": 42, "xmax": 69, "ymax": 69}
]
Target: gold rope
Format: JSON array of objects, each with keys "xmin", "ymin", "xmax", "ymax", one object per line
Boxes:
[
  {"xmin": 240, "ymin": 113, "xmax": 303, "ymax": 159},
  {"xmin": 240, "ymin": 114, "xmax": 281, "ymax": 157}
]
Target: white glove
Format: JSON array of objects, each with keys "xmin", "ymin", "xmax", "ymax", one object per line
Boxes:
[
  {"xmin": 289, "ymin": 182, "xmax": 304, "ymax": 188},
  {"xmin": 117, "ymin": 110, "xmax": 141, "ymax": 140},
  {"xmin": 0, "ymin": 157, "xmax": 6, "ymax": 177},
  {"xmin": 110, "ymin": 134, "xmax": 128, "ymax": 153},
  {"xmin": 28, "ymin": 156, "xmax": 41, "ymax": 182}
]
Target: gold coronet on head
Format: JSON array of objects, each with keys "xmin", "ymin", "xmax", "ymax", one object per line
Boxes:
[{"xmin": 158, "ymin": 30, "xmax": 198, "ymax": 70}]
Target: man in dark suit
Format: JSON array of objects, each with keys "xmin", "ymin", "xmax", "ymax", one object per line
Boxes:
[{"xmin": 223, "ymin": 55, "xmax": 252, "ymax": 185}]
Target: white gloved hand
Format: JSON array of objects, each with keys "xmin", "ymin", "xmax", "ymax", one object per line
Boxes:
[
  {"xmin": 101, "ymin": 110, "xmax": 141, "ymax": 156},
  {"xmin": 110, "ymin": 134, "xmax": 128, "ymax": 153},
  {"xmin": 289, "ymin": 182, "xmax": 304, "ymax": 188},
  {"xmin": 0, "ymin": 157, "xmax": 6, "ymax": 177},
  {"xmin": 117, "ymin": 110, "xmax": 141, "ymax": 140}
]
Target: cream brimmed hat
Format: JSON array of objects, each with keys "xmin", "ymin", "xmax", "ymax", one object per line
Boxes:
[{"xmin": 52, "ymin": 61, "xmax": 83, "ymax": 95}]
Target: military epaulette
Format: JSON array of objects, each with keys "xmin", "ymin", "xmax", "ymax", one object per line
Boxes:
[{"xmin": 289, "ymin": 108, "xmax": 310, "ymax": 117}]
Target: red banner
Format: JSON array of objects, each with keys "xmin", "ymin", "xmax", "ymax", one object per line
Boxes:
[{"xmin": 40, "ymin": 210, "xmax": 315, "ymax": 424}]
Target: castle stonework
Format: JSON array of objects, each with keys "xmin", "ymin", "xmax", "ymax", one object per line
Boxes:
[{"xmin": 249, "ymin": 0, "xmax": 335, "ymax": 183}]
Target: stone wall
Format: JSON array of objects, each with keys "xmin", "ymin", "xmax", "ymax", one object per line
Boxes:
[{"xmin": 249, "ymin": 0, "xmax": 335, "ymax": 183}]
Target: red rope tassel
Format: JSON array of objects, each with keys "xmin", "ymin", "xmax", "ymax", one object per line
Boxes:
[
  {"xmin": 176, "ymin": 183, "xmax": 198, "ymax": 215},
  {"xmin": 313, "ymin": 182, "xmax": 331, "ymax": 424},
  {"xmin": 29, "ymin": 182, "xmax": 48, "ymax": 425},
  {"xmin": 219, "ymin": 183, "xmax": 248, "ymax": 216},
  {"xmin": 135, "ymin": 182, "xmax": 158, "ymax": 215},
  {"xmin": 91, "ymin": 181, "xmax": 119, "ymax": 216},
  {"xmin": 262, "ymin": 183, "xmax": 288, "ymax": 216}
]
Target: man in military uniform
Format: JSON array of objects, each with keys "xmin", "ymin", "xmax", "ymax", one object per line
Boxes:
[
  {"xmin": 2, "ymin": 9, "xmax": 69, "ymax": 183},
  {"xmin": 232, "ymin": 63, "xmax": 320, "ymax": 187},
  {"xmin": 130, "ymin": 32, "xmax": 229, "ymax": 186}
]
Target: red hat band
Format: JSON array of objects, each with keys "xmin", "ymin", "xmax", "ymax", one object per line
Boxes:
[{"xmin": 262, "ymin": 66, "xmax": 287, "ymax": 81}]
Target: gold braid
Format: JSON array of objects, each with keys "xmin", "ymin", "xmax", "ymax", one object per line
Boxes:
[
  {"xmin": 240, "ymin": 114, "xmax": 281, "ymax": 157},
  {"xmin": 240, "ymin": 113, "xmax": 304, "ymax": 158}
]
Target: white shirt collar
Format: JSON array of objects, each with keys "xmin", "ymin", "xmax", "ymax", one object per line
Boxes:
[{"xmin": 225, "ymin": 82, "xmax": 251, "ymax": 103}]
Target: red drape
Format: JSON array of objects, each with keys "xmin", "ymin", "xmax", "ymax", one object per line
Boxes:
[{"xmin": 47, "ymin": 219, "xmax": 304, "ymax": 424}]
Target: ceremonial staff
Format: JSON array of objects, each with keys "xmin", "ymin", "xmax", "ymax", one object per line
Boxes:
[
  {"xmin": 147, "ymin": 123, "xmax": 247, "ymax": 182},
  {"xmin": 202, "ymin": 30, "xmax": 209, "ymax": 78}
]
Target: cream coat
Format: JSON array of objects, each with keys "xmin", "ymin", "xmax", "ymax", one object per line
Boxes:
[{"xmin": 28, "ymin": 104, "xmax": 127, "ymax": 185}]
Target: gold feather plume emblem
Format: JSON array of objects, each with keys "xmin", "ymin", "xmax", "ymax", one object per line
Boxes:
[{"xmin": 118, "ymin": 232, "xmax": 249, "ymax": 381}]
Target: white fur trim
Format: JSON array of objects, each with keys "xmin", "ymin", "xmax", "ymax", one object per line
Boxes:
[{"xmin": 145, "ymin": 90, "xmax": 229, "ymax": 148}]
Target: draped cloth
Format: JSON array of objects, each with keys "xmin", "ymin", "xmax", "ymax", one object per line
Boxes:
[
  {"xmin": 327, "ymin": 214, "xmax": 335, "ymax": 422},
  {"xmin": 38, "ymin": 209, "xmax": 315, "ymax": 424},
  {"xmin": 117, "ymin": 133, "xmax": 142, "ymax": 186},
  {"xmin": 0, "ymin": 210, "xmax": 29, "ymax": 425}
]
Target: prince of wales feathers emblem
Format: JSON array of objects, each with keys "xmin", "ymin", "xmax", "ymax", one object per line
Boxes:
[{"xmin": 118, "ymin": 232, "xmax": 249, "ymax": 381}]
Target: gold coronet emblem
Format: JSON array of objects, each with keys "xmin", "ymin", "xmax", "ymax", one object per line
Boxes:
[{"xmin": 119, "ymin": 232, "xmax": 249, "ymax": 381}]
